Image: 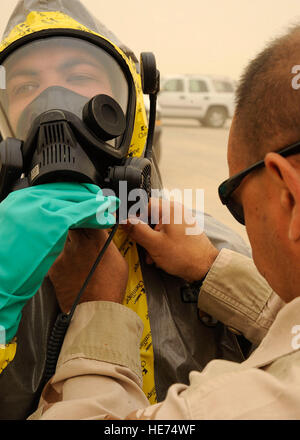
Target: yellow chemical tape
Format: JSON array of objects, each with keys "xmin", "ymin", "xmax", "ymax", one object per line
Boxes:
[
  {"xmin": 113, "ymin": 228, "xmax": 157, "ymax": 405},
  {"xmin": 0, "ymin": 341, "xmax": 17, "ymax": 374}
]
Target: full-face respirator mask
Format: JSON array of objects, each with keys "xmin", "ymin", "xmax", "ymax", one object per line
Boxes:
[{"xmin": 0, "ymin": 31, "xmax": 160, "ymax": 214}]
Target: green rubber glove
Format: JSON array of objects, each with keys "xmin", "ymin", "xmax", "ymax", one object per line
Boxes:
[{"xmin": 0, "ymin": 182, "xmax": 119, "ymax": 343}]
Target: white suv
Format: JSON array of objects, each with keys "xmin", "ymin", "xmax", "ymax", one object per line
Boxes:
[{"xmin": 158, "ymin": 74, "xmax": 235, "ymax": 128}]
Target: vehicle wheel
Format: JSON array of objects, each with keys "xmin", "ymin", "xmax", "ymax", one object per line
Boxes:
[{"xmin": 203, "ymin": 107, "xmax": 227, "ymax": 128}]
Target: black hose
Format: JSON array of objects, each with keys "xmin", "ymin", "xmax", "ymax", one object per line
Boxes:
[
  {"xmin": 43, "ymin": 313, "xmax": 71, "ymax": 384},
  {"xmin": 144, "ymin": 94, "xmax": 157, "ymax": 161}
]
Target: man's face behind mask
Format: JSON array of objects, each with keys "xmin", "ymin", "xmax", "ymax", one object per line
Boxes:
[{"xmin": 0, "ymin": 37, "xmax": 129, "ymax": 140}]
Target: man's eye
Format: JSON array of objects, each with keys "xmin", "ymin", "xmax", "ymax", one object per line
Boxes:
[{"xmin": 13, "ymin": 83, "xmax": 39, "ymax": 96}]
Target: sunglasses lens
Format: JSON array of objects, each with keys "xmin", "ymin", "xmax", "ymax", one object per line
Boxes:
[{"xmin": 218, "ymin": 180, "xmax": 245, "ymax": 225}]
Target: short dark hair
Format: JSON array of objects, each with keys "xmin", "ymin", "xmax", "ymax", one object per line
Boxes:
[{"xmin": 234, "ymin": 24, "xmax": 300, "ymax": 166}]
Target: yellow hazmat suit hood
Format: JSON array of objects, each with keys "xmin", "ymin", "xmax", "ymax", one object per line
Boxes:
[
  {"xmin": 0, "ymin": 0, "xmax": 149, "ymax": 158},
  {"xmin": 0, "ymin": 0, "xmax": 158, "ymax": 404}
]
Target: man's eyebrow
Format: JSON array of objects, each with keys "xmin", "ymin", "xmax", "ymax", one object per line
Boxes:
[
  {"xmin": 58, "ymin": 58, "xmax": 100, "ymax": 71},
  {"xmin": 7, "ymin": 58, "xmax": 100, "ymax": 82},
  {"xmin": 7, "ymin": 69, "xmax": 39, "ymax": 82}
]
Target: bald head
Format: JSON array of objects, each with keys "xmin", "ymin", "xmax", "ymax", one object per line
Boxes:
[{"xmin": 232, "ymin": 24, "xmax": 300, "ymax": 168}]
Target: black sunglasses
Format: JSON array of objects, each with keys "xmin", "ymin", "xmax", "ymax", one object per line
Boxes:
[{"xmin": 218, "ymin": 139, "xmax": 300, "ymax": 225}]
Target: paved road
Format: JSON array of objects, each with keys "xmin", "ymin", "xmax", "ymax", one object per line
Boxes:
[{"xmin": 158, "ymin": 118, "xmax": 249, "ymax": 244}]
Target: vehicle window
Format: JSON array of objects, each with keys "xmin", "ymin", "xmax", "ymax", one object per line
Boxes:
[
  {"xmin": 212, "ymin": 80, "xmax": 234, "ymax": 93},
  {"xmin": 188, "ymin": 79, "xmax": 209, "ymax": 93},
  {"xmin": 162, "ymin": 79, "xmax": 184, "ymax": 92}
]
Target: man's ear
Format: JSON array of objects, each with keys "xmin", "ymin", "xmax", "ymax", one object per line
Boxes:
[{"xmin": 265, "ymin": 152, "xmax": 300, "ymax": 241}]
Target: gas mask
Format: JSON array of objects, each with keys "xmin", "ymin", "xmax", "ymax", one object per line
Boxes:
[{"xmin": 0, "ymin": 33, "xmax": 159, "ymax": 214}]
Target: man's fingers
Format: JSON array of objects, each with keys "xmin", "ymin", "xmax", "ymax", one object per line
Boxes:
[{"xmin": 125, "ymin": 219, "xmax": 163, "ymax": 252}]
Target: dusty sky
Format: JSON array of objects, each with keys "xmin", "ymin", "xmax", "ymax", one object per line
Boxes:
[{"xmin": 1, "ymin": 0, "xmax": 300, "ymax": 80}]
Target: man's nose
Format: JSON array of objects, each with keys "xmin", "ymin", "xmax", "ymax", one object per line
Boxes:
[{"xmin": 42, "ymin": 71, "xmax": 66, "ymax": 90}]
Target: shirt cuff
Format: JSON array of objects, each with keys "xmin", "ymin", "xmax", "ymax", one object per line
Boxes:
[
  {"xmin": 198, "ymin": 248, "xmax": 283, "ymax": 345},
  {"xmin": 57, "ymin": 301, "xmax": 144, "ymax": 381}
]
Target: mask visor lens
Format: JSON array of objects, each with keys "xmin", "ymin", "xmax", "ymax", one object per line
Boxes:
[{"xmin": 0, "ymin": 36, "xmax": 129, "ymax": 143}]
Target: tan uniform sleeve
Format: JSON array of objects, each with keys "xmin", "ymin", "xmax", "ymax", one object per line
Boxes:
[
  {"xmin": 198, "ymin": 248, "xmax": 285, "ymax": 345},
  {"xmin": 28, "ymin": 301, "xmax": 150, "ymax": 420},
  {"xmin": 126, "ymin": 350, "xmax": 300, "ymax": 420}
]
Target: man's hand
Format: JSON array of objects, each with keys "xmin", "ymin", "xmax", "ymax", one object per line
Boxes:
[
  {"xmin": 48, "ymin": 229, "xmax": 128, "ymax": 313},
  {"xmin": 122, "ymin": 199, "xmax": 219, "ymax": 283}
]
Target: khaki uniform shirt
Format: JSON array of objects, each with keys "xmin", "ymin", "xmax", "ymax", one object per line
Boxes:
[{"xmin": 30, "ymin": 249, "xmax": 300, "ymax": 420}]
